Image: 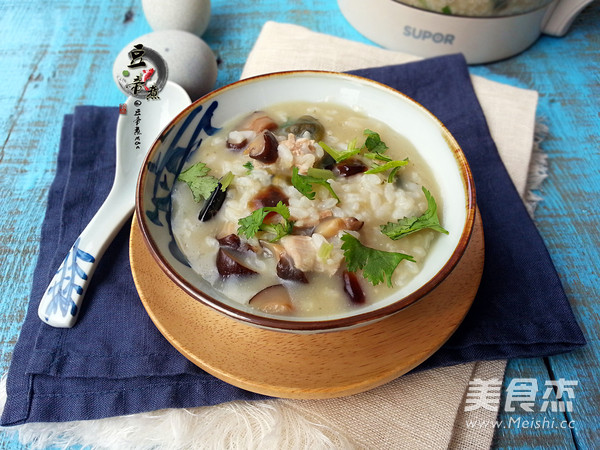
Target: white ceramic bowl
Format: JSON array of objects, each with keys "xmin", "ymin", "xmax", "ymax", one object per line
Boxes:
[{"xmin": 136, "ymin": 71, "xmax": 476, "ymax": 332}]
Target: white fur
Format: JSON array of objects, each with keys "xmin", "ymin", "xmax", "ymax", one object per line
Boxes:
[{"xmin": 1, "ymin": 376, "xmax": 353, "ymax": 449}]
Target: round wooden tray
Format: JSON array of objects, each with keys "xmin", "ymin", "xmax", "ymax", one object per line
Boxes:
[{"xmin": 129, "ymin": 211, "xmax": 484, "ymax": 399}]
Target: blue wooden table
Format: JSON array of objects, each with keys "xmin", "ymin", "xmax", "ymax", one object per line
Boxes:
[{"xmin": 0, "ymin": 0, "xmax": 598, "ymax": 448}]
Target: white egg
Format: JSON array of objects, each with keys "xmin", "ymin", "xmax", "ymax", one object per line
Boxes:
[
  {"xmin": 142, "ymin": 0, "xmax": 211, "ymax": 37},
  {"xmin": 113, "ymin": 30, "xmax": 218, "ymax": 101}
]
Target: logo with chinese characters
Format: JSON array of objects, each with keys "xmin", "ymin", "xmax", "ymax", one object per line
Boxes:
[
  {"xmin": 132, "ymin": 100, "xmax": 143, "ymax": 152},
  {"xmin": 465, "ymin": 377, "xmax": 579, "ymax": 413},
  {"xmin": 115, "ymin": 44, "xmax": 168, "ymax": 100}
]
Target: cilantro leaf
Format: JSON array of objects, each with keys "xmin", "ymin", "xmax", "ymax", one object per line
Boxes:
[
  {"xmin": 364, "ymin": 159, "xmax": 409, "ymax": 175},
  {"xmin": 380, "ymin": 187, "xmax": 449, "ymax": 239},
  {"xmin": 364, "ymin": 152, "xmax": 392, "ymax": 162},
  {"xmin": 320, "ymin": 129, "xmax": 390, "ymax": 165},
  {"xmin": 261, "ymin": 221, "xmax": 294, "ymax": 242},
  {"xmin": 319, "ymin": 139, "xmax": 361, "ymax": 163},
  {"xmin": 291, "ymin": 167, "xmax": 315, "ymax": 200},
  {"xmin": 363, "ymin": 129, "xmax": 388, "ymax": 154},
  {"xmin": 177, "ymin": 162, "xmax": 220, "ymax": 203},
  {"xmin": 341, "ymin": 233, "xmax": 415, "ymax": 287},
  {"xmin": 243, "ymin": 161, "xmax": 254, "ymax": 174},
  {"xmin": 237, "ymin": 210, "xmax": 267, "ymax": 239},
  {"xmin": 237, "ymin": 201, "xmax": 293, "ymax": 241},
  {"xmin": 291, "ymin": 166, "xmax": 339, "ymax": 202}
]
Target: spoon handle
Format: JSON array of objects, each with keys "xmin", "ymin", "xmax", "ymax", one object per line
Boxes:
[{"xmin": 37, "ymin": 186, "xmax": 133, "ymax": 328}]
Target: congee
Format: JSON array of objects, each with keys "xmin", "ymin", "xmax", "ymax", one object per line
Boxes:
[{"xmin": 171, "ymin": 102, "xmax": 449, "ymax": 317}]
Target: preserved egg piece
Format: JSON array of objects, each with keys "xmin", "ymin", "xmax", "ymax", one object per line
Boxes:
[
  {"xmin": 284, "ymin": 115, "xmax": 325, "ymax": 141},
  {"xmin": 246, "ymin": 130, "xmax": 279, "ymax": 164},
  {"xmin": 314, "ymin": 217, "xmax": 364, "ymax": 239},
  {"xmin": 343, "ymin": 270, "xmax": 365, "ymax": 304},
  {"xmin": 198, "ymin": 183, "xmax": 226, "ymax": 222},
  {"xmin": 332, "ymin": 158, "xmax": 368, "ymax": 177},
  {"xmin": 216, "ymin": 248, "xmax": 256, "ymax": 277},
  {"xmin": 239, "ymin": 111, "xmax": 278, "ymax": 133},
  {"xmin": 249, "ymin": 285, "xmax": 294, "ymax": 314},
  {"xmin": 317, "ymin": 152, "xmax": 336, "ymax": 170},
  {"xmin": 276, "ymin": 253, "xmax": 308, "ymax": 283},
  {"xmin": 248, "ymin": 185, "xmax": 289, "ymax": 210}
]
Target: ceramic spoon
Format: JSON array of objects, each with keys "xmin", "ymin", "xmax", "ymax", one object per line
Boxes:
[{"xmin": 38, "ymin": 81, "xmax": 191, "ymax": 328}]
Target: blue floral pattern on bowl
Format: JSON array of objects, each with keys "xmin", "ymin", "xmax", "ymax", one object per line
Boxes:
[{"xmin": 143, "ymin": 100, "xmax": 221, "ymax": 266}]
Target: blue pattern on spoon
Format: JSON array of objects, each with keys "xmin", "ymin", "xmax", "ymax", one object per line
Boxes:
[{"xmin": 37, "ymin": 81, "xmax": 191, "ymax": 328}]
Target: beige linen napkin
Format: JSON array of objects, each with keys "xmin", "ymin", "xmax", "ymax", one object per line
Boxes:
[
  {"xmin": 239, "ymin": 21, "xmax": 539, "ymax": 449},
  {"xmin": 242, "ymin": 22, "xmax": 537, "ymax": 196},
  {"xmin": 4, "ymin": 21, "xmax": 539, "ymax": 450}
]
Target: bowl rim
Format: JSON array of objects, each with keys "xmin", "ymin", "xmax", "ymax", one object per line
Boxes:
[
  {"xmin": 340, "ymin": 0, "xmax": 556, "ymax": 20},
  {"xmin": 135, "ymin": 69, "xmax": 477, "ymax": 332}
]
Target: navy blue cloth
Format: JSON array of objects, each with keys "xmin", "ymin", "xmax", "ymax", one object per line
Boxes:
[{"xmin": 2, "ymin": 54, "xmax": 585, "ymax": 425}]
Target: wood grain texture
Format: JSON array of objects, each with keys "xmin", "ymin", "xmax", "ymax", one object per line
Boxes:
[
  {"xmin": 471, "ymin": 5, "xmax": 600, "ymax": 448},
  {"xmin": 0, "ymin": 0, "xmax": 597, "ymax": 448},
  {"xmin": 0, "ymin": 2, "xmax": 151, "ymax": 448},
  {"xmin": 491, "ymin": 358, "xmax": 579, "ymax": 449},
  {"xmin": 130, "ymin": 213, "xmax": 483, "ymax": 398}
]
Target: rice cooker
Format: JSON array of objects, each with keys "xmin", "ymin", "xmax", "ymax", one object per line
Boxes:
[{"xmin": 338, "ymin": 0, "xmax": 593, "ymax": 64}]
